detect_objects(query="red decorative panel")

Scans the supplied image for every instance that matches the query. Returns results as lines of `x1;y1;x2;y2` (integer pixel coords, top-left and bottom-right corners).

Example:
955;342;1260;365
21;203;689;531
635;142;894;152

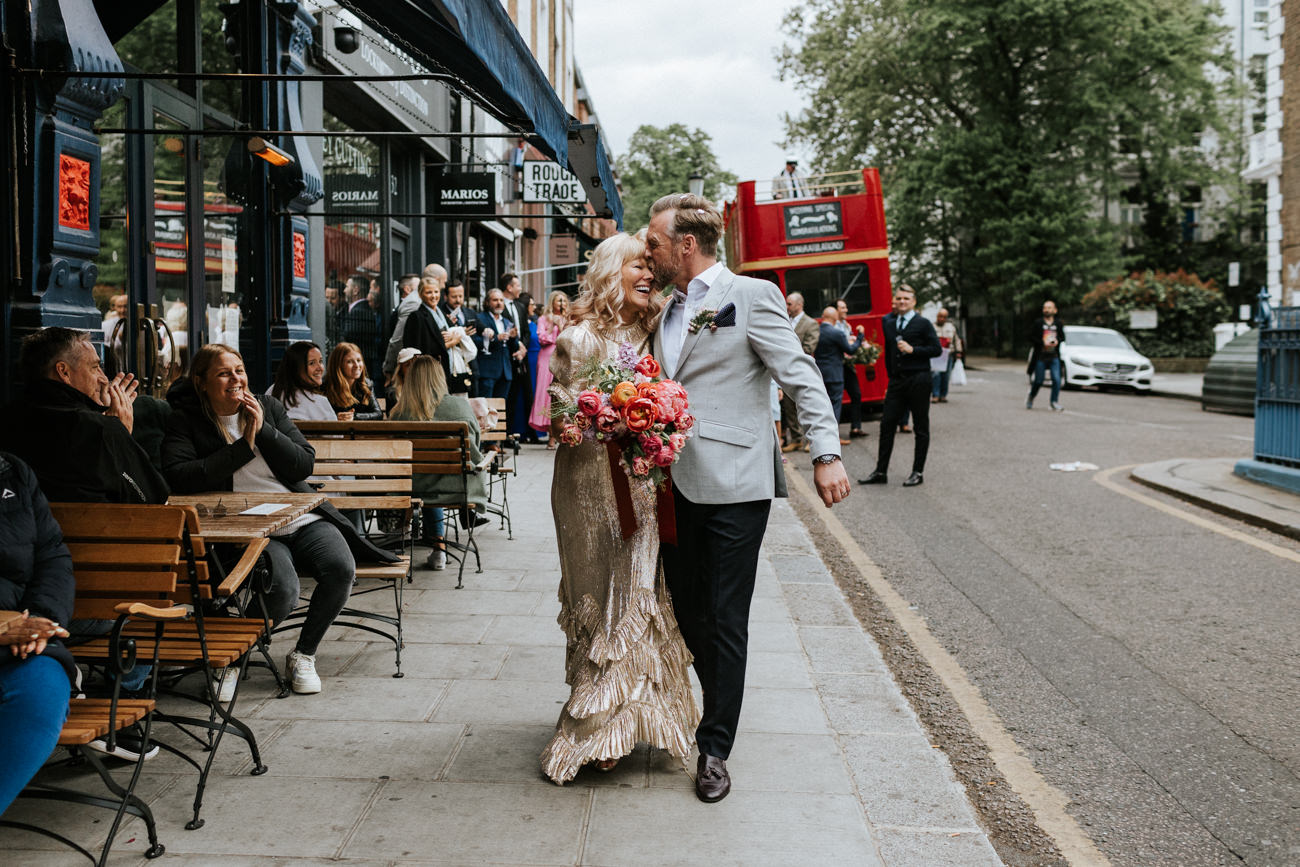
292;231;307;279
58;154;91;230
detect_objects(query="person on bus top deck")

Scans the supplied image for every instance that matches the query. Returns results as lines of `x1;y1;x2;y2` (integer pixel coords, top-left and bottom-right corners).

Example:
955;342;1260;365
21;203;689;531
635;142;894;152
771;159;811;200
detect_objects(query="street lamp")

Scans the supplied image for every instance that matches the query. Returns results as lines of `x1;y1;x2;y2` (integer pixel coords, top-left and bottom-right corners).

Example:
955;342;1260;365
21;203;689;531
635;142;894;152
688;170;704;197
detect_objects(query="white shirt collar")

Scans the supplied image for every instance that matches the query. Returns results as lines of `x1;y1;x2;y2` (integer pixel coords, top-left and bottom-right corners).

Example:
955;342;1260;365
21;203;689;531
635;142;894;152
683;262;725;302
791;311;806;325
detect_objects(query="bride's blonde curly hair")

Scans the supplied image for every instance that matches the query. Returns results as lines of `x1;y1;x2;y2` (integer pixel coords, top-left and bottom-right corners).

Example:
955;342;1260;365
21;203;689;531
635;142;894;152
568;231;664;335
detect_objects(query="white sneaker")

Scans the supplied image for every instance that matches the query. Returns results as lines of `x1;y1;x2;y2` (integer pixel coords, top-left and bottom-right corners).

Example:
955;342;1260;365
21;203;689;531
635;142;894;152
214;667;238;703
285;650;321;695
425;549;446;571
87;733;160;762
1051;402;1064;412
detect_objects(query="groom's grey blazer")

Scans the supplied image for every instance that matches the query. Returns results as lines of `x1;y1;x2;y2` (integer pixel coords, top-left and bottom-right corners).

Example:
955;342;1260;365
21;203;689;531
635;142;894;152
654;267;840;504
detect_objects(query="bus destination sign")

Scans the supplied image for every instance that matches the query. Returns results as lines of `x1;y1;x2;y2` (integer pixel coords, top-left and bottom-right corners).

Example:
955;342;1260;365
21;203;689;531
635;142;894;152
787;240;846;256
783;201;843;241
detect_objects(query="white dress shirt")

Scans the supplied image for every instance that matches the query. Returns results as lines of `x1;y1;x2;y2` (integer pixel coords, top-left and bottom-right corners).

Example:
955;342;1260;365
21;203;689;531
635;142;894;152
661;261;726;377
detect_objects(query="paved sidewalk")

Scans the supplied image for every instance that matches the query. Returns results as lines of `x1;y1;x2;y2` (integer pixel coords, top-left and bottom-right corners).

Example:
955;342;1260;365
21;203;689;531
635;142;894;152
1132;457;1300;540
2;448;1000;866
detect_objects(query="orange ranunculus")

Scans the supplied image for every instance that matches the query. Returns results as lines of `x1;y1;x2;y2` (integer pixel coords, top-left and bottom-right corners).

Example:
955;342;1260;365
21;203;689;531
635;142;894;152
636;381;660;401
622;396;657;432
634;355;661;378
610;380;639;408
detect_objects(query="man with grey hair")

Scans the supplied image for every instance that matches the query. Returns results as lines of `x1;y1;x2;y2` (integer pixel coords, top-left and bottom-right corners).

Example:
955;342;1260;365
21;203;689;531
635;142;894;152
647;192;850;803
472;287;518;399
383;272;430;380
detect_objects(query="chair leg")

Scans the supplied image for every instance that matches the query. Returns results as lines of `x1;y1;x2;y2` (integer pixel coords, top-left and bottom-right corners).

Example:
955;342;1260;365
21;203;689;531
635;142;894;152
81;730;166;861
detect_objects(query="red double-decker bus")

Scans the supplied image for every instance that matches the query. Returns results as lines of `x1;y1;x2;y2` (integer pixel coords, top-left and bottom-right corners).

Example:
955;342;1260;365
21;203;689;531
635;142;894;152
723;168;893;405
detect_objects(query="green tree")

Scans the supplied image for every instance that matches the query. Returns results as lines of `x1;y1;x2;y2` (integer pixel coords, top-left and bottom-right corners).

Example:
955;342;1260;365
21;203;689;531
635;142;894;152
615;124;737;232
779;0;1234;320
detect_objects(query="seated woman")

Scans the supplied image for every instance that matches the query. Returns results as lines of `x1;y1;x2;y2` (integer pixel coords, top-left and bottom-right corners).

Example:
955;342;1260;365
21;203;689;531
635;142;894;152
389;355;488;570
162;344;399;694
0;452;74;813
268;341;337;422
385;347;420;414
324;342;383;421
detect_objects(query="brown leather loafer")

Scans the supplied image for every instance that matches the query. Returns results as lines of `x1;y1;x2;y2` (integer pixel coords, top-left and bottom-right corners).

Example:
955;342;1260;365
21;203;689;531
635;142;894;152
695;754;731;803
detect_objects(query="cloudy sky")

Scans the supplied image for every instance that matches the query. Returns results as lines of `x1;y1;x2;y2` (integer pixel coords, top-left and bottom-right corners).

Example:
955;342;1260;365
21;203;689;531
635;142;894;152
572;0;811;186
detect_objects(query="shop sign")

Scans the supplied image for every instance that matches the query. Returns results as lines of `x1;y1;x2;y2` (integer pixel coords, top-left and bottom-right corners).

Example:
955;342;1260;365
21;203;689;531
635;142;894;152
522;161;586;204
434;172;496;218
325;173;380;214
319;7;448;136
783;201;842;240
549;235;578;266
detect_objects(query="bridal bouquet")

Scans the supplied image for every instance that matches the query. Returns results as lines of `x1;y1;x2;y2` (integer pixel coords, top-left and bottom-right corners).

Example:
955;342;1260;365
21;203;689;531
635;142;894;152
551;342;694;488
851;340;882;367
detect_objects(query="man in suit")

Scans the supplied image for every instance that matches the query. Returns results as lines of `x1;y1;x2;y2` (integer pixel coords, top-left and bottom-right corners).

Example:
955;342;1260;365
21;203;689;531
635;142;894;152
813;306;864;436
381;273;423;382
472;288;518;399
858;285;942;487
647;193;851;804
780;291;820;453
500;273;536;442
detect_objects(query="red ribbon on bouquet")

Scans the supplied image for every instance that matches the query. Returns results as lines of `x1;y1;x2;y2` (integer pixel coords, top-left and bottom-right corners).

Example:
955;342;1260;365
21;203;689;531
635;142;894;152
605;441;677;545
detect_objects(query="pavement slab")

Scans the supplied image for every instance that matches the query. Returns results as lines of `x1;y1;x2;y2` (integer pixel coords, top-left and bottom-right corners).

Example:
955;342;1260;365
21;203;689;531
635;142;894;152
0;446;998;866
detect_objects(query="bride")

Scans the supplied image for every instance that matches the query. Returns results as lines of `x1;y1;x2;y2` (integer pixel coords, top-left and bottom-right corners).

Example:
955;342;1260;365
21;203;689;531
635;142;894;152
540;232;700;784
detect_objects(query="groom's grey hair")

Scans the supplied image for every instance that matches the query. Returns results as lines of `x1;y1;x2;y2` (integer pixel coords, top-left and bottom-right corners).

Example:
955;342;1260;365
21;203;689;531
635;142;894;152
649;193;723;257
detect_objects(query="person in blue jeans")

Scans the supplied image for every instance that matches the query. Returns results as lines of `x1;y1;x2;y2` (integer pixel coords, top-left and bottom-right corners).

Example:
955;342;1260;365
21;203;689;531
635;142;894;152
0;452;75;814
1026;300;1066;411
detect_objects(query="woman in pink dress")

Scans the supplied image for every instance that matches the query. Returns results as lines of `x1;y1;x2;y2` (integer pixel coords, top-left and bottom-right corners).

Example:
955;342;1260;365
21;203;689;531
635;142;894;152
529;291;570;445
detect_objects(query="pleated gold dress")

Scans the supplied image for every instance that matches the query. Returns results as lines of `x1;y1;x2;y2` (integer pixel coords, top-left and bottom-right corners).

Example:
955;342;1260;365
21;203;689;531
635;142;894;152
540;321;700;784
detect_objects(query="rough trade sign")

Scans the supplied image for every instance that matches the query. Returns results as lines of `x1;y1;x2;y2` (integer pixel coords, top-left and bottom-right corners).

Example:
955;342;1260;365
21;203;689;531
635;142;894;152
434;172;496;218
522;161;587;204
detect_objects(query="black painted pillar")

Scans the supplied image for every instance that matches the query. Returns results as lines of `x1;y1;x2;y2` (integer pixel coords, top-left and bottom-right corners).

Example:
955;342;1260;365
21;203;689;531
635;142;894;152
7;0;124;385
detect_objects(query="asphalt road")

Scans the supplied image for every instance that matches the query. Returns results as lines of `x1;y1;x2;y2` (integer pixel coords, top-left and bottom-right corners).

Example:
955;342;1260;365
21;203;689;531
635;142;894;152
796;361;1299;866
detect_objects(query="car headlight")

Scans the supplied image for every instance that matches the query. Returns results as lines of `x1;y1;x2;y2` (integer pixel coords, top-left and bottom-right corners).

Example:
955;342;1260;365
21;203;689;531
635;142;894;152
1068;356;1092;368
1138;362;1152;371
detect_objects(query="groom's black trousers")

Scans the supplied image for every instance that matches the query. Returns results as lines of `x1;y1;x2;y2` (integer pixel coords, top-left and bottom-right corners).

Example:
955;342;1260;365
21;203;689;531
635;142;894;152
662;487;771;761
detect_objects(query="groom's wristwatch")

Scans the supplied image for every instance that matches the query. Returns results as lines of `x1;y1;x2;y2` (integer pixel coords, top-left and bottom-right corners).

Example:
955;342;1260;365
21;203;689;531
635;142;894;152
812;454;841;465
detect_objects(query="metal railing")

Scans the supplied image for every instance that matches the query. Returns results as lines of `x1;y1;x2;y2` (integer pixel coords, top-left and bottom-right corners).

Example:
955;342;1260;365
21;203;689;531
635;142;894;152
1254;306;1300;468
755;169;867;203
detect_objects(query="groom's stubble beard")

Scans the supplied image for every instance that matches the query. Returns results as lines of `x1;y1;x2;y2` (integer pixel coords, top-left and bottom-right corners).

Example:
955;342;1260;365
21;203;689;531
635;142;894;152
650;244;684;288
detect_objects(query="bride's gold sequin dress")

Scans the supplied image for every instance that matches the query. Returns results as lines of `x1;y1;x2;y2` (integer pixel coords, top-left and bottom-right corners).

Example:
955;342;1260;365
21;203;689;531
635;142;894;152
540;320;700;784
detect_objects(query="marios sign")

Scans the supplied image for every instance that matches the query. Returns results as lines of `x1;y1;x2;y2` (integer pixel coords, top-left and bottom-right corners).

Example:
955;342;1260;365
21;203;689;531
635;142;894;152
433;172;496;219
522;161;587;204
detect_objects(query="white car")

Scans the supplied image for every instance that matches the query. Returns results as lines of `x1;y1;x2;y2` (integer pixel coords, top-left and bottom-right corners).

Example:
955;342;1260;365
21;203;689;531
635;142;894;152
1057;326;1154;391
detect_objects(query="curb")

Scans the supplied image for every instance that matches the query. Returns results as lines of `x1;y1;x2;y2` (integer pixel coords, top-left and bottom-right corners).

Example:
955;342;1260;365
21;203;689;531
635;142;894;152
1130;459;1300;541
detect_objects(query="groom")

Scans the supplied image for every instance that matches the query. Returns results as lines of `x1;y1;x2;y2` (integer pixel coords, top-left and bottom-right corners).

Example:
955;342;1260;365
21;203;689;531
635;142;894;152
647;193;850;803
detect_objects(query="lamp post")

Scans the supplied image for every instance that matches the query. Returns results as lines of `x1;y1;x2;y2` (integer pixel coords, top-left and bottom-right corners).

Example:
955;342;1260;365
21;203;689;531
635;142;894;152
688;170;704;197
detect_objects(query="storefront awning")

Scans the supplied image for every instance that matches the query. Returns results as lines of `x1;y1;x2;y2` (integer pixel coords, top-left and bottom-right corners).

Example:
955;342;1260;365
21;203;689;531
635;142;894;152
339;0;622;226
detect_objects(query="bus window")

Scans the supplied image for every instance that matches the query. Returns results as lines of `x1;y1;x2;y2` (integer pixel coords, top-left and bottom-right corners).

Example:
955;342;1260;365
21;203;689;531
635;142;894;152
784;264;871;315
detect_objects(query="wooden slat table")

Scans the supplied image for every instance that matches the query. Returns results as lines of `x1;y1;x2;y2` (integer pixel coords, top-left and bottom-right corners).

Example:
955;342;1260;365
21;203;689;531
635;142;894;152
167;492;325;543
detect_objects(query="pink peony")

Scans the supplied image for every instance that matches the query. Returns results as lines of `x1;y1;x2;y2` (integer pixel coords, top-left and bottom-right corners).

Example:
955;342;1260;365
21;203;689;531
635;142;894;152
576;390;602;417
595;406;621;433
631;456;652;476
668;432;687;453
638;432;662;456
560;425;583;446
651;447;676;468
675;413;695;432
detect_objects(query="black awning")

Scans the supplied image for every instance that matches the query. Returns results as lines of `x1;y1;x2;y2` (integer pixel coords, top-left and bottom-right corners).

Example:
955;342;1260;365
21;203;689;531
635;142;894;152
338;0;569;166
339;0;622;226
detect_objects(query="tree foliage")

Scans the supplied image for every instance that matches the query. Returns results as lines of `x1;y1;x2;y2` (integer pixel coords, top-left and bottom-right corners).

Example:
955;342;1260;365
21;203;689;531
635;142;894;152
615;124;737;232
779;0;1235;317
1081;269;1229;357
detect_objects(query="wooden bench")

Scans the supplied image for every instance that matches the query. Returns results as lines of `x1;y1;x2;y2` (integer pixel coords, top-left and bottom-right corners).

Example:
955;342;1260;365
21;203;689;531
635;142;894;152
0;509;204;864
50;503;270;832
287;438;414;676
296;420;485;588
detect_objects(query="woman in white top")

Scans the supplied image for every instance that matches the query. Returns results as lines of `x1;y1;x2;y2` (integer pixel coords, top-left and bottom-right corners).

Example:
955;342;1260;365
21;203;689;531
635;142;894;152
268;341;337;422
162;344;399;694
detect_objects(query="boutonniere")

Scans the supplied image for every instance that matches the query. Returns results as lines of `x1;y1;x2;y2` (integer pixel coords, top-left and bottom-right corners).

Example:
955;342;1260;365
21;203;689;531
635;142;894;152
687;302;737;334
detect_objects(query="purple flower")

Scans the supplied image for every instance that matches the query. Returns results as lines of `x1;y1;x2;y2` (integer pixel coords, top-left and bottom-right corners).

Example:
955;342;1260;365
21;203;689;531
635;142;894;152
616;342;639;370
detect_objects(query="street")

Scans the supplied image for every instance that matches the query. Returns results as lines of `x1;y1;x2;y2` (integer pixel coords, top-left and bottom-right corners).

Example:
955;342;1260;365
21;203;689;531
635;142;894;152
792;360;1299;867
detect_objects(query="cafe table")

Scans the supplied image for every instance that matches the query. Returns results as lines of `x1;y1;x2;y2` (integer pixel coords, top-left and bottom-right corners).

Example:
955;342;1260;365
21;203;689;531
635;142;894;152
167;491;325;543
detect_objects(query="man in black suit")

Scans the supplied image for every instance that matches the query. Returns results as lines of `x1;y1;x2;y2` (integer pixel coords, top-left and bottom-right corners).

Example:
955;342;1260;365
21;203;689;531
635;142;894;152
859;285;942;487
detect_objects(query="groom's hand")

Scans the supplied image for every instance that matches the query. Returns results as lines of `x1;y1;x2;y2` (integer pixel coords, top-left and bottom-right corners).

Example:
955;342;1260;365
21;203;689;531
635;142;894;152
813;459;851;508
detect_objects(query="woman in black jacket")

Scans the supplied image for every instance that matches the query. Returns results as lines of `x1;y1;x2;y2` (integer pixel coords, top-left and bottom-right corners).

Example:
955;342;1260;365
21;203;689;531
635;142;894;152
162;344;398;695
0;452;75;812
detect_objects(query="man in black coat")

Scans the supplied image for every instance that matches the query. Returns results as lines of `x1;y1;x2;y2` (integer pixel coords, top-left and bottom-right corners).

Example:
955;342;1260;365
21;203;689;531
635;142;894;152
1;327;169;504
813;306;865;435
858;286;942;487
